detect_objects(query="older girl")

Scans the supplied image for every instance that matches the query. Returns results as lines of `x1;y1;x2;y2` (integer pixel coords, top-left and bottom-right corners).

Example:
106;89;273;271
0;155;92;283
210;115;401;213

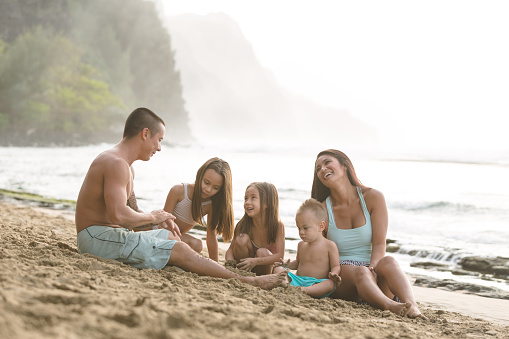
164;157;234;262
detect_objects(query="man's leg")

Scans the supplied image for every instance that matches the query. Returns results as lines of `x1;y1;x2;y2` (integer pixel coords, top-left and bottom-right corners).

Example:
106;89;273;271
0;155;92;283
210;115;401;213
167;242;286;290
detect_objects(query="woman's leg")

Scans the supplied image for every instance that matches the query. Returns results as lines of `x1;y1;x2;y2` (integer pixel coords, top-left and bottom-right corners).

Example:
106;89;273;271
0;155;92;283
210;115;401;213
180;233;203;253
374;256;426;319
334;265;411;316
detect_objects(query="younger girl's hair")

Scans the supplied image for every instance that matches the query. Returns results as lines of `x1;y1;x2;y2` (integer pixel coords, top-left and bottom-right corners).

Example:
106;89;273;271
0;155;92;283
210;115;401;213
311;149;366;202
234;182;280;244
192;157;234;242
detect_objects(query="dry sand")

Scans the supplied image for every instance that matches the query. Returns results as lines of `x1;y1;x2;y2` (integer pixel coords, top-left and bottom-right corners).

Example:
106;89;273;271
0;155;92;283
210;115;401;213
0;201;508;339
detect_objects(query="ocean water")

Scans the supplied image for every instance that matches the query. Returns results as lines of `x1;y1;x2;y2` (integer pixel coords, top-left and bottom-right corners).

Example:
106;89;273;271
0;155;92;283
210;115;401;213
1;144;508;291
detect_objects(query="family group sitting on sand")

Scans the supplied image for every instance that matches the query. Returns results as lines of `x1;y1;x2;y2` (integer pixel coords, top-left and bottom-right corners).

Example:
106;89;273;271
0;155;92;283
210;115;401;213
75;107;426;319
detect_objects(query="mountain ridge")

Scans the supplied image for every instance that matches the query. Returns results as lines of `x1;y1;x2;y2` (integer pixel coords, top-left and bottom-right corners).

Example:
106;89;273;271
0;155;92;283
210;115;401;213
165;12;378;146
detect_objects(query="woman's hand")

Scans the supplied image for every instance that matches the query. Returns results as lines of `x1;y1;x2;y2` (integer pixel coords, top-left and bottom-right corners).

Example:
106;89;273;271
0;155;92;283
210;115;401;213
369;266;378;281
237;257;258;271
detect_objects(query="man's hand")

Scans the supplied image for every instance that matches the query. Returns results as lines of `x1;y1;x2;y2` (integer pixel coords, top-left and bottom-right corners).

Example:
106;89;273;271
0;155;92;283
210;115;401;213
160;216;181;237
150;209;174;225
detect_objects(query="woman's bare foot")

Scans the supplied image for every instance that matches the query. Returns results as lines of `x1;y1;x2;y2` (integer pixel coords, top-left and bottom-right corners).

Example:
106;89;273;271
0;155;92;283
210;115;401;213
388;301;411;316
241;271;287;290
406;303;428;320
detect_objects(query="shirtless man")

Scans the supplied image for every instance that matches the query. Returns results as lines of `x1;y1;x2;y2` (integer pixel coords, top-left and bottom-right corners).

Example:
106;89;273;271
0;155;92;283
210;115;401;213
75;107;285;289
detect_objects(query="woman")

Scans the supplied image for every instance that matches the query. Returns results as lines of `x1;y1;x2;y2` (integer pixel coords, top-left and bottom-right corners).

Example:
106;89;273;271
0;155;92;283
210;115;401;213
311;149;425;319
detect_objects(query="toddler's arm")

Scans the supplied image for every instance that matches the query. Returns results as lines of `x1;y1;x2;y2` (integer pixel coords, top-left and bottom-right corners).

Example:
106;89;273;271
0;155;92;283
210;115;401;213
328;240;341;285
274;258;298;270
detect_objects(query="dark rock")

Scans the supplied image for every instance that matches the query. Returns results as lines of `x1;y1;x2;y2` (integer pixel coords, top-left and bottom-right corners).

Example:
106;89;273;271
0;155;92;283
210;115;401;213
386;243;401;253
451;269;477;276
492;265;509;278
412;275;509;300
459;256;509;275
410;261;450;269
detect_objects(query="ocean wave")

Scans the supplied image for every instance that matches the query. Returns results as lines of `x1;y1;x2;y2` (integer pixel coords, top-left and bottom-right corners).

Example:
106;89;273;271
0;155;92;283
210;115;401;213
389;200;508;214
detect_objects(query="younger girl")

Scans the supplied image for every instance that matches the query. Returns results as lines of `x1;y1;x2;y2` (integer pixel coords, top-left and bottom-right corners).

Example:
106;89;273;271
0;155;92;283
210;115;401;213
225;182;285;275
163;157;234;262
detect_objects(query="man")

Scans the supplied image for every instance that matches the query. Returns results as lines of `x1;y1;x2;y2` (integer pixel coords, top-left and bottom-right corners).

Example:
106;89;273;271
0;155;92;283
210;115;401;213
76;107;284;289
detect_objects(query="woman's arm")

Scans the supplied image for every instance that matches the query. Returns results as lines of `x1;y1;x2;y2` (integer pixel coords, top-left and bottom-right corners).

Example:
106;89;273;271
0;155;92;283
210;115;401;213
321;200;329;237
366;188;389;269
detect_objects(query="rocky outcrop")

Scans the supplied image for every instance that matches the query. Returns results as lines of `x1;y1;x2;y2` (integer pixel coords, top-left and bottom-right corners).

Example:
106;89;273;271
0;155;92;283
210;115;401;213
459;256;509;278
413;275;509;300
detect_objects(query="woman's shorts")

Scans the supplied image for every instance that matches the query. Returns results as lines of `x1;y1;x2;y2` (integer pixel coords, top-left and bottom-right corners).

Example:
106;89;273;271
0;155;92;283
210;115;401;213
77;226;176;270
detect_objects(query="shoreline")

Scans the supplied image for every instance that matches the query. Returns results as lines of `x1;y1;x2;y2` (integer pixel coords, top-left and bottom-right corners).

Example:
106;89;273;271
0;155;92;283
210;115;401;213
1;199;508;338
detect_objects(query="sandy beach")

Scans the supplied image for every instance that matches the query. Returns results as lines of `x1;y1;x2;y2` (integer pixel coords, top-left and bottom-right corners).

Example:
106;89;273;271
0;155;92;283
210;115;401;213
1;200;508;339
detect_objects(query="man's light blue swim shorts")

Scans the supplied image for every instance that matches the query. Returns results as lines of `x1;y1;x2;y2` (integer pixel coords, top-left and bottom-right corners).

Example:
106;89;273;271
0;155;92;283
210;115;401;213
288;271;335;299
77;226;176;270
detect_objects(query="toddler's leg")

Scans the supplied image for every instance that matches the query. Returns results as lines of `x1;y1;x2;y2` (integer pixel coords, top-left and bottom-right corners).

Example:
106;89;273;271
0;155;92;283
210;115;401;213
302;279;335;298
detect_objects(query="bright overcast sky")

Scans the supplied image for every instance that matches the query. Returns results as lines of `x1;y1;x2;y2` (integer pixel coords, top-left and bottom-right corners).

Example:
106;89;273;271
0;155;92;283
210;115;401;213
161;0;509;153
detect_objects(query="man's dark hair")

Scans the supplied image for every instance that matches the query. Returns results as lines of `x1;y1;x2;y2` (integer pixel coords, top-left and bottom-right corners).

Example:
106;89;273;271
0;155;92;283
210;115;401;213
123;107;165;139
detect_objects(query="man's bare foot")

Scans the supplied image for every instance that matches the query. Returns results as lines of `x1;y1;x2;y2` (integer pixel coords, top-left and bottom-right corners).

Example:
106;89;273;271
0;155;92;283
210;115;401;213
242;270;287;290
406;303;428;320
388;301;411;316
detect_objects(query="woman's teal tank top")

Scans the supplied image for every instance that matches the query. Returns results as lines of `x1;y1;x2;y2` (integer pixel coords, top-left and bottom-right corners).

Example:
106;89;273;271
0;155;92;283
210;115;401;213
325;186;372;262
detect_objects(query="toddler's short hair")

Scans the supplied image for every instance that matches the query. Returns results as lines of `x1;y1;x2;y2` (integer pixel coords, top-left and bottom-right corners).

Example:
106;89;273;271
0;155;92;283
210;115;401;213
297;198;327;223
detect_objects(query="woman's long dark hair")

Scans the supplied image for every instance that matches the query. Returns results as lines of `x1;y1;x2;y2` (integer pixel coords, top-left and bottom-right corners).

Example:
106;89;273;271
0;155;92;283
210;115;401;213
311;149;365;202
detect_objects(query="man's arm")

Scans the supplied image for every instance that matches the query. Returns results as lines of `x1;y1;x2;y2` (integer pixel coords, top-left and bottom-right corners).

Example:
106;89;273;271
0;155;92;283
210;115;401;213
127;191;140;212
103;158;171;228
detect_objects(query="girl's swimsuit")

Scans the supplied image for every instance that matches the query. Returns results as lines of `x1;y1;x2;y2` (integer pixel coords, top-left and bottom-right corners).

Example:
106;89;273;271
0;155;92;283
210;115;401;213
325;186;372;266
251;240;276;254
172;183;211;225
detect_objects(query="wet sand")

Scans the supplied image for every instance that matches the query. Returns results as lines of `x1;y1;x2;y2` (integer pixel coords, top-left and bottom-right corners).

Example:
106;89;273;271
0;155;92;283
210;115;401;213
1;200;508;339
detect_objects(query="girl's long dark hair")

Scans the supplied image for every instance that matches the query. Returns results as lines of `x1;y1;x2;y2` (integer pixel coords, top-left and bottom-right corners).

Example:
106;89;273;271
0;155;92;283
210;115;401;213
192;157;234;242
234;182;279;244
311;149;365;202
